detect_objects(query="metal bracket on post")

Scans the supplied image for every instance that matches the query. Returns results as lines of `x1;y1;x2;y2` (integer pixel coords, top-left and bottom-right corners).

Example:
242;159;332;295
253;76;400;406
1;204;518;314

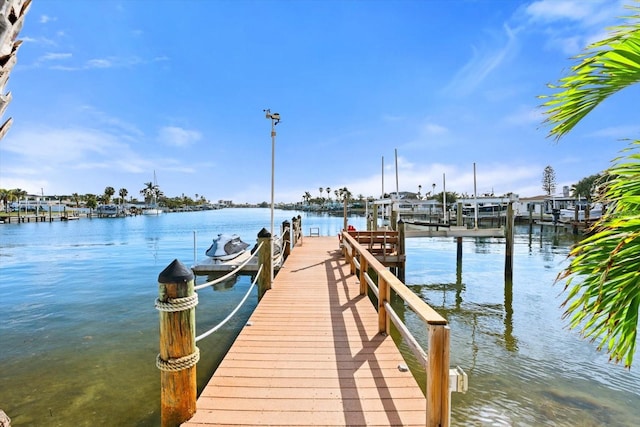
446;366;468;427
449;366;468;393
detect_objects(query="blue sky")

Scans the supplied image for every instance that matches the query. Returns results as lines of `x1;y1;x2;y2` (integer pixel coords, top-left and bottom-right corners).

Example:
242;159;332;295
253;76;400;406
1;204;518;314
1;0;638;204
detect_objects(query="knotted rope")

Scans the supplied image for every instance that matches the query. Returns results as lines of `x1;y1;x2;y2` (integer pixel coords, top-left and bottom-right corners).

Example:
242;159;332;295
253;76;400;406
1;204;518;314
156;347;200;372
154;294;199;312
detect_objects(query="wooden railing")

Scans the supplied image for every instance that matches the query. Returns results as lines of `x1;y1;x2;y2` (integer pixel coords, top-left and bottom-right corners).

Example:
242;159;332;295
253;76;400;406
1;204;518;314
342;230;453;427
346;230;398;257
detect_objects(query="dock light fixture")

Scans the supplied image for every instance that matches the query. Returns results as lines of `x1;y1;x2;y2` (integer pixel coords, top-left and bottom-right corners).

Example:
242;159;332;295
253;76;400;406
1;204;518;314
264;109;280;286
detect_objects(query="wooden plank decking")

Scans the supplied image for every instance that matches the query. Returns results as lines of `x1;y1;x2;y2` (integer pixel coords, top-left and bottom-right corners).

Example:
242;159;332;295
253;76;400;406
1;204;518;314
183;236;427;426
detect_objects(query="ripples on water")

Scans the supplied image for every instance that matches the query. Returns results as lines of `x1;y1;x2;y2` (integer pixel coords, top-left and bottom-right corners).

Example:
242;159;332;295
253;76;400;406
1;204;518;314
1;212;639;426
0;209;363;426
398;229;640;426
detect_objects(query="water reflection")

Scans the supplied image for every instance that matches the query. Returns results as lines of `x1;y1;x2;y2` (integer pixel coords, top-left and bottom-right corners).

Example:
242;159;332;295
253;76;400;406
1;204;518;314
407;260;518;355
204;274;241;292
397;227;640;426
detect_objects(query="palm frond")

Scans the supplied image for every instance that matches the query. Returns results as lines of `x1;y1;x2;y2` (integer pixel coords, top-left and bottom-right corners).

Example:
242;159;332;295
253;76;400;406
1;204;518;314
540;7;640;140
559;140;640;367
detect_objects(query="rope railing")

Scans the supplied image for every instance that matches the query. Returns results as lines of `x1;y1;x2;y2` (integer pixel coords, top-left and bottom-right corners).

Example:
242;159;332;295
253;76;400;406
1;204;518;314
193;241;264;291
272;228;288;266
195;263;263;342
157;222;294;426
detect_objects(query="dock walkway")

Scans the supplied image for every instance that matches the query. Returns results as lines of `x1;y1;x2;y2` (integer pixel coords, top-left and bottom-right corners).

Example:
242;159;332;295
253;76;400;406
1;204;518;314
184;236;427;426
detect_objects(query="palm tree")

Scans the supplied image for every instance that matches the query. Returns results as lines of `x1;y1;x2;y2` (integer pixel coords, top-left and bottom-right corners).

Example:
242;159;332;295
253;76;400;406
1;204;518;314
71;193;80;208
540;7;640;367
140;182;155;206
103;186;115;205
0;189;8;212
118;188;128;205
12;188;26;212
85;194;97;214
303;191;311;206
571;174;602;202
336;187;351;202
326;187;331;202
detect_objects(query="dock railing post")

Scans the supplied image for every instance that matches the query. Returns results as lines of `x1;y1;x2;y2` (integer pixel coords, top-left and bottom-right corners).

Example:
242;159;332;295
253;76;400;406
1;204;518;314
427;324;451;427
291;216;298;247
359;253;368;295
377;275;390;334
257;228;272;300
282;220;291;260
156;259;198;427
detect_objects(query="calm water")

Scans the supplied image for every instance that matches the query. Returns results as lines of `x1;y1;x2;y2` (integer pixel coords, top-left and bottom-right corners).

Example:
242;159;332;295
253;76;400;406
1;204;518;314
1;209;638;426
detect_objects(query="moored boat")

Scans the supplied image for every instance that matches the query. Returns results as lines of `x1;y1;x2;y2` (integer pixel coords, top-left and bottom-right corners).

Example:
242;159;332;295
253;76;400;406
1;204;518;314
559;202;603;223
142;207;163;215
192;231;284;275
205;233;251;262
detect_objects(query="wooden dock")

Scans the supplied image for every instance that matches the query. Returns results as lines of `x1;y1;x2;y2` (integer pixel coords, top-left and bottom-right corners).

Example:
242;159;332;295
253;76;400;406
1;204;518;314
183;236;428;426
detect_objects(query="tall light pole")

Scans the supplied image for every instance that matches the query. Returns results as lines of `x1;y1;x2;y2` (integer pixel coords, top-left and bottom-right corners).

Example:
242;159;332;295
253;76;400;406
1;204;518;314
264;109;280;286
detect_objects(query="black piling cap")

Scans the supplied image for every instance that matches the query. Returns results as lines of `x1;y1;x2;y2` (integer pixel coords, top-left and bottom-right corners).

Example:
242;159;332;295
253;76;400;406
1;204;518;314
158;259;194;283
398;219;404;224
257;227;271;238
283;220;290;226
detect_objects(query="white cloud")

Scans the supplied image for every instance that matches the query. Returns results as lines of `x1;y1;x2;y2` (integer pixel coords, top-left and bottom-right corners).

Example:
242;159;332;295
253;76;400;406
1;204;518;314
21;36;57;46
444;24;519;96
86;59;113;69
400;118;453;150
0;125;157;194
40;52;72;61
586;125;640;140
526;1;593;22
158;126;202;147
524;0;629;55
381;114;404;122
422;123;449;136
504;107;544;127
39;15;56;24
1;127;133;163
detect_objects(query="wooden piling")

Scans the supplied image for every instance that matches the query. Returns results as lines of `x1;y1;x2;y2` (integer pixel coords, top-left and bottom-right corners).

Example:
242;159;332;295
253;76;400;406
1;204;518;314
343;194;348;232
397;220;406;282
390;208;398;231
456;236;463;264
157;259;197;427
257;228;272;300
504;203;514;281
372;204;379;230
